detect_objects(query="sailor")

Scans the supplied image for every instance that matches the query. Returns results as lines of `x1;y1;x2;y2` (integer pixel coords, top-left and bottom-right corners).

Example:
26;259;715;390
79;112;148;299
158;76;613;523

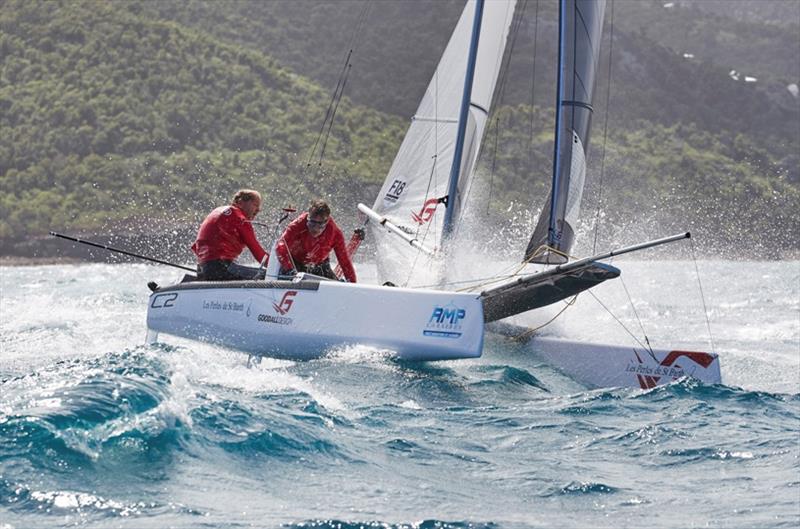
192;189;268;281
275;199;357;283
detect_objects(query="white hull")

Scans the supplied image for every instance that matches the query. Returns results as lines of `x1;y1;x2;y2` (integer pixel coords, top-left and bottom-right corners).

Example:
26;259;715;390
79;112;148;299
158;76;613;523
147;278;484;361
487;323;722;388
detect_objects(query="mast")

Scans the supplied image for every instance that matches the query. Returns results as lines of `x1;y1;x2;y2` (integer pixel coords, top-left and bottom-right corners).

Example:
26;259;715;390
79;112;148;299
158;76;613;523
548;0;567;247
525;0;607;264
442;0;485;238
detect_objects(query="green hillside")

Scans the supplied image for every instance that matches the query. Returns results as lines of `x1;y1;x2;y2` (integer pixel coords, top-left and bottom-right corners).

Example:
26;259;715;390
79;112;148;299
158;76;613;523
143;0;798;162
140;0;800;255
0;0;797;259
0;0;404;249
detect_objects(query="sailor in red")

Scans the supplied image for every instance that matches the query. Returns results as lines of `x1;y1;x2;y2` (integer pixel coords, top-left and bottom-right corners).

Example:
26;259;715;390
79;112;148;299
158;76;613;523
275;200;357;283
192;190;268;281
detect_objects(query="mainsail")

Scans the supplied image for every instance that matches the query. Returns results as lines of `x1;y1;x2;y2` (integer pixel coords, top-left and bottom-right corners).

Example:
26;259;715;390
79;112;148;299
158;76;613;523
526;0;606;264
371;0;516;285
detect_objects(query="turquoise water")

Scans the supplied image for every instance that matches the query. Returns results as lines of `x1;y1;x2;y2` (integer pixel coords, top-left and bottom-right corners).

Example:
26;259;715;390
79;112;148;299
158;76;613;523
1;262;798;528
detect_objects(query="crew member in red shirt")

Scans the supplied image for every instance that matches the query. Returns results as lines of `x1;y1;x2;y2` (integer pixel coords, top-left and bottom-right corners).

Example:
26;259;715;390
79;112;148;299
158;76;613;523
192;189;268;281
275;199;357;283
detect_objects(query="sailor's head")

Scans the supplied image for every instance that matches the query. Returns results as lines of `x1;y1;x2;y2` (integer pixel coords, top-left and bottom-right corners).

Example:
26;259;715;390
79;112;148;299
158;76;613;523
232;189;262;220
307;199;330;237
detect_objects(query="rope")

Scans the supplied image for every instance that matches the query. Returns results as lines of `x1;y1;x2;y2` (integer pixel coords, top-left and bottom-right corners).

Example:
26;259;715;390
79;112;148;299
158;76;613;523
402;243;572;292
689;237;716;354
513;295;578;341
592;0;614;254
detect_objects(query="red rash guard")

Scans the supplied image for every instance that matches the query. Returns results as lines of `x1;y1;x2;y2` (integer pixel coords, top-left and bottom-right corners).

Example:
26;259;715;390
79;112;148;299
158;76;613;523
192;205;267;265
276;212;357;283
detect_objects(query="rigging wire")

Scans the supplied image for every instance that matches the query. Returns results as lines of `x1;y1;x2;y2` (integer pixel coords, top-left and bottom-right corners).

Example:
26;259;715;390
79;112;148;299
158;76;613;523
689;236;717;354
402;51;443;287
305;49;352;170
317;63;352;170
586;289;651;352
404;155;440;287
619;272;655;356
528;0;539;170
303;2;372;175
478;0;531;218
591;0;615;254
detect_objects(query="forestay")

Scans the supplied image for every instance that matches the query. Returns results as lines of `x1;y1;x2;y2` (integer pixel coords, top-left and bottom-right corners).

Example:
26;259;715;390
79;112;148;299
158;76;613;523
371;0;517;285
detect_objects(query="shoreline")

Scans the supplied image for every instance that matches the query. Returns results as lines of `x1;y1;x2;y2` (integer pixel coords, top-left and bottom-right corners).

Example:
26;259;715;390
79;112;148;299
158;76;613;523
0;255;89;266
1;255;798;267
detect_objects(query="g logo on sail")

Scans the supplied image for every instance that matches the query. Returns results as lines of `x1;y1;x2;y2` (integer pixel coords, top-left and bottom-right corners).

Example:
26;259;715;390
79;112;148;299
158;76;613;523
411;198;439;225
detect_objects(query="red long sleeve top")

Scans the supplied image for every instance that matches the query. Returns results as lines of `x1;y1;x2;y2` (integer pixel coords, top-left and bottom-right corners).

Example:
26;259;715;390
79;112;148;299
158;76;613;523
191;205;267;265
275;212;357;283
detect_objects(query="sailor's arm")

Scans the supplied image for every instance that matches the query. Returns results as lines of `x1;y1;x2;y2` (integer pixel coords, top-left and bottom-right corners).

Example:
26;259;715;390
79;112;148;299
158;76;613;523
333;229;357;283
275;222;302;271
239;222;268;264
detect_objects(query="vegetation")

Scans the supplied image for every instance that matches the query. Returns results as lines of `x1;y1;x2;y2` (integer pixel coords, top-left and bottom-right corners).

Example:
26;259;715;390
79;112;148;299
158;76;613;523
0;0;404;251
476;106;798;258
0;0;797;258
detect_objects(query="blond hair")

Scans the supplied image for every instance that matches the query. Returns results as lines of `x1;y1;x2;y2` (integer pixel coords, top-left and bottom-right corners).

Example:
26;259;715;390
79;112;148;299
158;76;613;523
232;189;261;204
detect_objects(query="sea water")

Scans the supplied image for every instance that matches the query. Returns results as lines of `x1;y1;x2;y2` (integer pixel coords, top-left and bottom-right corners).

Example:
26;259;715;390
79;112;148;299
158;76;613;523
1;261;798;528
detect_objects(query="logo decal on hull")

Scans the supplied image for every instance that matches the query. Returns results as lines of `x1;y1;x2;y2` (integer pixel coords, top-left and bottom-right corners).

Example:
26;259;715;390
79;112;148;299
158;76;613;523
258;313;292;325
150;293;178;308
424;302;466;338
627;350;716;389
202;300;245;312
273;291;298;315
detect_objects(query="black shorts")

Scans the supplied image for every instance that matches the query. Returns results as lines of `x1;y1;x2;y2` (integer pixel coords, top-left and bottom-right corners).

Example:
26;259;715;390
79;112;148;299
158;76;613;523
279;259;337;280
197;260;265;281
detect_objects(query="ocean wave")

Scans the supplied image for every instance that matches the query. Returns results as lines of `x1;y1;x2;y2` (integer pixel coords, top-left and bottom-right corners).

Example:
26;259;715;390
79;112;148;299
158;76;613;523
633;377;800;402
0;348;191;467
0;479;204;520
286;521;500;529
660;446;757;465
470;365;549;392
541;481;620;496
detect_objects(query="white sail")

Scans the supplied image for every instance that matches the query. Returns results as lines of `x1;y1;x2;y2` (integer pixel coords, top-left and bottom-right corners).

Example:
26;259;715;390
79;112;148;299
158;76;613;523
371;0;516;286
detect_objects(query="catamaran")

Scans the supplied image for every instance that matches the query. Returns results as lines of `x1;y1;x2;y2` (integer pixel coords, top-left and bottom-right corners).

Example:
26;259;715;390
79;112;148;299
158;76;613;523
144;0;721;389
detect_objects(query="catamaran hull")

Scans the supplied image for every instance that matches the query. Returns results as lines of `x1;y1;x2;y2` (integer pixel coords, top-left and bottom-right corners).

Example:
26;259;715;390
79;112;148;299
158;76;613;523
533;337;722;389
487;323;722;388
146;279;484;361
